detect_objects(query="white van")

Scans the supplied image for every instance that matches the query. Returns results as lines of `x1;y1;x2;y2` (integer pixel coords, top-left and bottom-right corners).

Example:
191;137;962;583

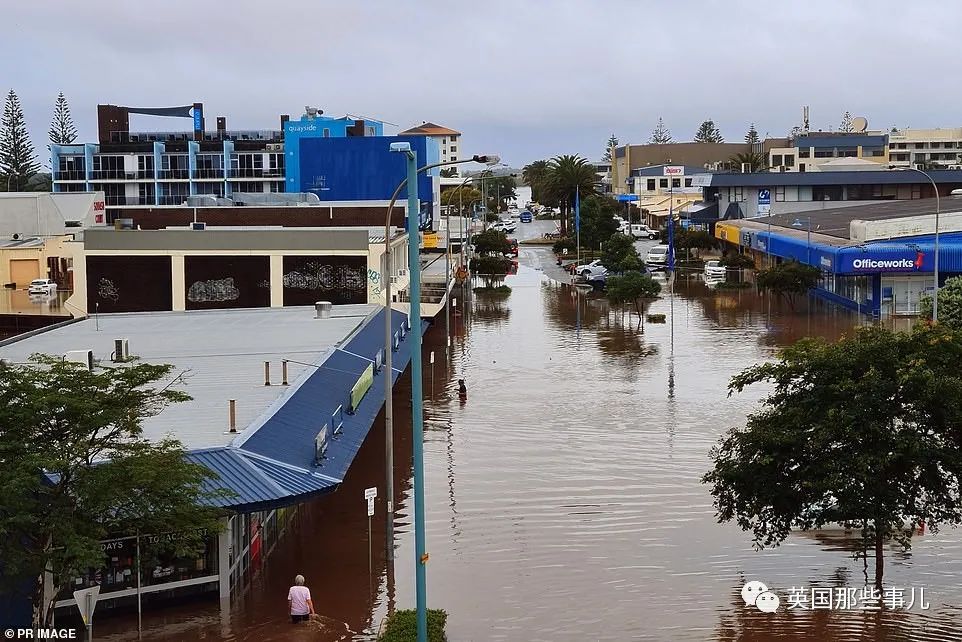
645;245;670;267
631;224;659;239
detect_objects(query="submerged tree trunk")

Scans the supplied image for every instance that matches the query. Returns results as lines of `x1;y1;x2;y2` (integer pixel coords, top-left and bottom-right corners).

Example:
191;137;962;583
874;521;884;593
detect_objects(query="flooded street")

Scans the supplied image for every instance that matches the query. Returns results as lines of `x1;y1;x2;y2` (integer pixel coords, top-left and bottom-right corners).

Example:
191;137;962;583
96;223;962;641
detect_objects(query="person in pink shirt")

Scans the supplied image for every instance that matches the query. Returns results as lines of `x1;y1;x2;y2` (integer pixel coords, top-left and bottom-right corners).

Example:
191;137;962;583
287;574;315;623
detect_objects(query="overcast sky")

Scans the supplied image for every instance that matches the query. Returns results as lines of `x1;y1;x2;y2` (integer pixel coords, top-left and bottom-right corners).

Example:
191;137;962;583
4;0;960;168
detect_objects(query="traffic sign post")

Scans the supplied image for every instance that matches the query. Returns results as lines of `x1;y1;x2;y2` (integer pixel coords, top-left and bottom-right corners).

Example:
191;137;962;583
73;585;100;641
757;189;771;215
365;487;377;593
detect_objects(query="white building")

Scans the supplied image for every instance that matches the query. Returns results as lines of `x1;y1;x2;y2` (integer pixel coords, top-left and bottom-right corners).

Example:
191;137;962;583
888;128;962;168
399;122;463;174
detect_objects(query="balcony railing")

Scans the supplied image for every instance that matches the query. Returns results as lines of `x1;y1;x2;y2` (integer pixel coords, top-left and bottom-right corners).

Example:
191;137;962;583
157;195;189;206
110;129;284;144
158;169;190;180
193;168;225;179
104;196;155;206
53;170;87;181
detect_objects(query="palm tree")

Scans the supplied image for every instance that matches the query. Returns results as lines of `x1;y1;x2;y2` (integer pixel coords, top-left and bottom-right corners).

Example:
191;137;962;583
545;154;599;236
522;160;549;203
728;151;766;173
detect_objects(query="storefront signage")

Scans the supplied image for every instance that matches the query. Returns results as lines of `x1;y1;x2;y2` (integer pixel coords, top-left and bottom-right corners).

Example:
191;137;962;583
664;166;685;176
349;364;375;413
844;251;924;273
757;189;771;215
820;256;833;269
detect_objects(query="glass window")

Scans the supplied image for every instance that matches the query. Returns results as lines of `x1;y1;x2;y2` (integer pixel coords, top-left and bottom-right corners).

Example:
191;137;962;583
931;142;941;149
799;148;810;158
450;155;457;161
915;142;925;149
784;154;795;167
734;187;744;201
684;178;692;187
775;186;785;201
450;146;457;152
659;178;668;188
772;154;783;166
799;163;806;172
672;178;681;188
647;179;656;191
898;143;907;149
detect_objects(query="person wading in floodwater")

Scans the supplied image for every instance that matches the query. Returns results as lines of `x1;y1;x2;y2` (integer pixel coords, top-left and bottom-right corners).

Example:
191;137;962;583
458;379;467;402
288;574;316;623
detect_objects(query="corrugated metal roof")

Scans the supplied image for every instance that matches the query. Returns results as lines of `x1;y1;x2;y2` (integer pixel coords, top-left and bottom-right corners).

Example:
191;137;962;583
186;448;285;508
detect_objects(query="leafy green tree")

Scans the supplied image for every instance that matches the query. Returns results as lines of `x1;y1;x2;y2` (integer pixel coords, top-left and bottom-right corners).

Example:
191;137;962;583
601;232;642;273
674;228;715;260
728;150;766;172
544;154;598;236
755;260;820;309
485;175;517;213
720;252;756;270
920;275;962;329
694;119;724;143
602;134;619;162
606;271;661;317
648;117;673;144
439;167;458;178
1;89;41;191
745;123;760;145
704;323;962;591
472;228;511;256
577;195;620;249
440;186;481;215
48;92;78;145
0;356;226;627
522;160;550;204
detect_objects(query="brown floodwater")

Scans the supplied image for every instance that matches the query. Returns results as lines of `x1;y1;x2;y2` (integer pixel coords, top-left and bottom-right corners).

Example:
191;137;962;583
93;238;962;641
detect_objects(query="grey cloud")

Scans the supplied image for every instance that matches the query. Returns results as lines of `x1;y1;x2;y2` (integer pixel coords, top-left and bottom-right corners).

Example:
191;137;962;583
3;0;960;166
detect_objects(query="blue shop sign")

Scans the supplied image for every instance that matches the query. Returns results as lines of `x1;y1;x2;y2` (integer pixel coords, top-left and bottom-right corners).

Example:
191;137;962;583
838;249;925;273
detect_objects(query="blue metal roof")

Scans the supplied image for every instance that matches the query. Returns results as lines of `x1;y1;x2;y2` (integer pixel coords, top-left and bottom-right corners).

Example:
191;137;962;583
185;307;427;512
705;169;962;188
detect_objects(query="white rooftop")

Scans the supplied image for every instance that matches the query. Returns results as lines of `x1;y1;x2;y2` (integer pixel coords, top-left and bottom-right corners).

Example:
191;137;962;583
0;305;378;450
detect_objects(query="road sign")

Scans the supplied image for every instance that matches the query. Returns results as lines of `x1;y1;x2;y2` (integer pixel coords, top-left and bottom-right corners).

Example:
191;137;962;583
364;486;377;500
367;497;375;516
616;194;639;202
74;585;100;625
430;351;435;364
663;166;685;176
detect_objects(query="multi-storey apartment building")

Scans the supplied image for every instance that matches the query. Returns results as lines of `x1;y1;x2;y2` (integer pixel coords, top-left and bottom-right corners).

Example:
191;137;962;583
399;122;462;174
51;103;383;217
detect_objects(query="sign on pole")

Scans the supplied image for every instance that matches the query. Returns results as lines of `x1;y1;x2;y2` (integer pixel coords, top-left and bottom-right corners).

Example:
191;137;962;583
367;497;375;517
74;585;100;625
757;189;772;215
364;487;378;500
663;166;685;177
430;351;435;364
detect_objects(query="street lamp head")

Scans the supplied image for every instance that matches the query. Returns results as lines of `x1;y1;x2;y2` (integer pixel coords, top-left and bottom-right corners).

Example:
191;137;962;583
473;154;501;166
389;142;412;153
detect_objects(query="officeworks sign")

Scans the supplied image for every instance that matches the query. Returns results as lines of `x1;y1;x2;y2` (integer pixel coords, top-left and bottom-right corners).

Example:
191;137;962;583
842;251;924;273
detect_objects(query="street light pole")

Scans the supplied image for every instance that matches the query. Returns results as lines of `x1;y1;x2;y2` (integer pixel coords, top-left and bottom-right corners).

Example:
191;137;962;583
890;165;940;322
382;149;499;642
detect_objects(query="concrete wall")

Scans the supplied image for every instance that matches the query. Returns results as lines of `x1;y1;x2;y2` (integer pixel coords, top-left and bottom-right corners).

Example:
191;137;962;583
0;192;108;238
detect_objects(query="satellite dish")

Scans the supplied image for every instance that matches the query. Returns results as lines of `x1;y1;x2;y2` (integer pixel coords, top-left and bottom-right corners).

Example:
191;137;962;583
852;116;868;132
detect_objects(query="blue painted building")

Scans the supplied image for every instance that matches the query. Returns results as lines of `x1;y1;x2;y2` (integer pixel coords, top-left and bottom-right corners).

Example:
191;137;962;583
292;135;441;230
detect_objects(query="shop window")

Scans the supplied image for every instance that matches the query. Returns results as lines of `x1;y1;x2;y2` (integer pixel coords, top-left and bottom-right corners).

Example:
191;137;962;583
775;186;785;202
647;179;656;191
684;178;692;187
672;178;681;188
659;179;668;189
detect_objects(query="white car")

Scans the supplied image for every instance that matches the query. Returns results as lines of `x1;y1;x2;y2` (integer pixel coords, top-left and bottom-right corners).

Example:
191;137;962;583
704;259;727;279
573;259;608;279
617;220;631;235
631;224;659;239
499;218;517;233
28;278;57;295
645;245;670;268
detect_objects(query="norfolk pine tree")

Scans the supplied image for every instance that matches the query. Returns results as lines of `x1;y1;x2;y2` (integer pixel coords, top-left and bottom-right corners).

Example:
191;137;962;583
694;119;724;143
648;118;673;144
1;89;41;191
48;92;78;145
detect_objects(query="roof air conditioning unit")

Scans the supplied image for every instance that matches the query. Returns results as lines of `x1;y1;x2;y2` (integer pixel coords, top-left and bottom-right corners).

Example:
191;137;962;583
191;222;207;231
64;350;94;371
112;338;130;362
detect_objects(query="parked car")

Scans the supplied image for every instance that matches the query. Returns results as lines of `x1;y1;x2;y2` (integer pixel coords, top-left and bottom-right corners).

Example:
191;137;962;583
645;245;670;268
507;238;519;257
573;259;608;279
520;211;533;223
27;278;57;295
617;220;631;235
499;217;518;233
631;223;659;239
704;259;727;279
